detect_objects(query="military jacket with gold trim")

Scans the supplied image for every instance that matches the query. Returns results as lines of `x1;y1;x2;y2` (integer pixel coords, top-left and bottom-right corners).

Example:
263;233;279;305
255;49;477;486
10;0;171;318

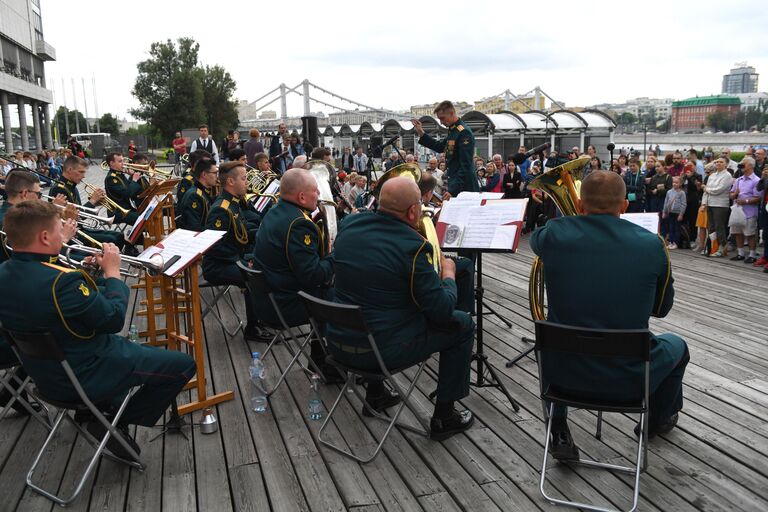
49;178;97;208
178;180;215;232
251;198;335;326
0;201;11;263
175;172;195;207
418;119;479;196
104;168;142;213
0;252;131;400
203;190;251;264
328;211;457;348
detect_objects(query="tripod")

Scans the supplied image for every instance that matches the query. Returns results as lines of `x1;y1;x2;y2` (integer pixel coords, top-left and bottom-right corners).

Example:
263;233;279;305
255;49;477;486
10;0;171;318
150;401;189;441
471;251;520;412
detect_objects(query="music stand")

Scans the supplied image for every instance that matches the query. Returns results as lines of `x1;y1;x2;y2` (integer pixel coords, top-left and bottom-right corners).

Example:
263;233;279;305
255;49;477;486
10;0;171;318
435;196;528;412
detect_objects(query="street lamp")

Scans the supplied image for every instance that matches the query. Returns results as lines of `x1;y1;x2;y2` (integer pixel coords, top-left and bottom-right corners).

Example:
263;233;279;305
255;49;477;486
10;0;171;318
643;122;648;160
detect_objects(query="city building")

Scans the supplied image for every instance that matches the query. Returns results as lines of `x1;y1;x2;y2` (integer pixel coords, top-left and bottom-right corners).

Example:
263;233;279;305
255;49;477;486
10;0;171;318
410;101;472;117
475;95;545;114
0;0;55;150
328;109;397;125
722;62;758;95
591;97;673;123
259;110;277;120
671;95;741;132
734;92;768;111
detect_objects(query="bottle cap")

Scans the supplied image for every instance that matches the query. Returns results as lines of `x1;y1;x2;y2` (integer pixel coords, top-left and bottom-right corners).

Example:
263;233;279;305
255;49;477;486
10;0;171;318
252;351;260;359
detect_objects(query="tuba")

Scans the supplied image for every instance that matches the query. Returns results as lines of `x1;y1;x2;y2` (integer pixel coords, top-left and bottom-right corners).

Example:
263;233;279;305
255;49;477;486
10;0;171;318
527;156;590;320
304;159;338;253
375;163;442;273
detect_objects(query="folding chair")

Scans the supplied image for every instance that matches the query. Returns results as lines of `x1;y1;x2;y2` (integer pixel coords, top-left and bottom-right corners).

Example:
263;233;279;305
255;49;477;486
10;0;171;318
298;291;430;464
237;261;321;395
0;361;52;428
534;320;651;512
5;330;145;507
199;278;244;337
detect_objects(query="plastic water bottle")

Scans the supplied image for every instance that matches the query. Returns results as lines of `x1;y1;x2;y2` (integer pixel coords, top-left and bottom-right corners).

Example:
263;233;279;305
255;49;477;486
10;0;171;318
249;352;268;413
128;325;140;344
307;374;323;420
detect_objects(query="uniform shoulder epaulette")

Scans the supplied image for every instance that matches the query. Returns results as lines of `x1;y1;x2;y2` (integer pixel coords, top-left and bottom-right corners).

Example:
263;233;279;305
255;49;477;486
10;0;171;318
185;174;194;181
196;188;203;197
110;172;118;177
220;199;231;210
40;261;76;273
456;124;465;132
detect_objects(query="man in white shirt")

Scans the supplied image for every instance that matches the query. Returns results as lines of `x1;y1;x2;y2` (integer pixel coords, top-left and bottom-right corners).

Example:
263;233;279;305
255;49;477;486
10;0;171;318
189;124;220;164
353;147;368;174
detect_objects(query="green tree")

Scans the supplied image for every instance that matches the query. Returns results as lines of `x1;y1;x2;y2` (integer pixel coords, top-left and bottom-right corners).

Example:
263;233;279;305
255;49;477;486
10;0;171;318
616;112;637;126
98;113;120;137
131;38;205;141
53;106;88;139
707;111;735;132
201;65;239;140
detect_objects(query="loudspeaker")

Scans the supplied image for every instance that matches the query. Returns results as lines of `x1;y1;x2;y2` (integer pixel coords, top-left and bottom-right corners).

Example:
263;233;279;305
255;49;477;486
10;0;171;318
370;136;383;158
301;116;319;148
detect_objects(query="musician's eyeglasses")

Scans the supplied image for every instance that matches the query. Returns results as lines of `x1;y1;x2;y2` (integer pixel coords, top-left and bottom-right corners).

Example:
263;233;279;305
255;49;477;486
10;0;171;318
397;199;423;212
25;190;43;198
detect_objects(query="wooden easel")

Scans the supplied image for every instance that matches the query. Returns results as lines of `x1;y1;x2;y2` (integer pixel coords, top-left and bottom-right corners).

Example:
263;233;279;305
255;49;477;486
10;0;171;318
133;190;233;415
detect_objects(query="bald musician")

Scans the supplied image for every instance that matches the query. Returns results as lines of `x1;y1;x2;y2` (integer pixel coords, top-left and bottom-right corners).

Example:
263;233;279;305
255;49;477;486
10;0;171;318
530;170;689;461
250;168;339;380
330;176;475;440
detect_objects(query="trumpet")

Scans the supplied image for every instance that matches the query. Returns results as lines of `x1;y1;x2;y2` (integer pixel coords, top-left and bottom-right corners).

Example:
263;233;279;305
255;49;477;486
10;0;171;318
101;160;174;179
54;202;115;228
58;251;139;278
64;244;165;277
82;182;131;218
42;194;102;215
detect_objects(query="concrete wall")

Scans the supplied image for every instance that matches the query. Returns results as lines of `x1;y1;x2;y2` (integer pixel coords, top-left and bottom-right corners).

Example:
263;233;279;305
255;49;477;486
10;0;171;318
0;0;33;51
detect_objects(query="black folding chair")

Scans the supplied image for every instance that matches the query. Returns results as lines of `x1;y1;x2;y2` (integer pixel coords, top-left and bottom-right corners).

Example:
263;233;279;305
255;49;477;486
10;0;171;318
298;291;430;464
534;320;651;512
5;330;145;507
0;327;51;428
199;278;244;337
237;261;322;395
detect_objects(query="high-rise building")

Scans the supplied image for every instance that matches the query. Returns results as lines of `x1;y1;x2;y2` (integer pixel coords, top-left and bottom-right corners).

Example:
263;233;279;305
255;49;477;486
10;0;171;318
0;0;55;150
722;62;758;94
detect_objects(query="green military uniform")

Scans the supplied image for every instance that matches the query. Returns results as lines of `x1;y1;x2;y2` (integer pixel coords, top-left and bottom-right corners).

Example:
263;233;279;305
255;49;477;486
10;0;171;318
49;178;125;249
202;190;257;328
530;214;689;429
0;252;195;426
251;198;334;327
175;172;195;209
328;211;474;403
104;169;141;225
177;181;215;232
419;119;478;196
0;202;11;263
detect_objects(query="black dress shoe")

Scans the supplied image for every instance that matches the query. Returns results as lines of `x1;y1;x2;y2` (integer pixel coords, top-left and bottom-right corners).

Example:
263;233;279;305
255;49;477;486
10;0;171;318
243;324;274;342
10;400;42;416
430;409;474;440
87;422;141;462
362;390;401;417
635;412;678;439
744;256;757;264
730;254;745;261
550;428;580;461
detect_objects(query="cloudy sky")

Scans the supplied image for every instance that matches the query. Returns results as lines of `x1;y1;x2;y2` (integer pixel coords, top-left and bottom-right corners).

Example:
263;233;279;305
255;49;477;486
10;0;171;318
41;0;768;122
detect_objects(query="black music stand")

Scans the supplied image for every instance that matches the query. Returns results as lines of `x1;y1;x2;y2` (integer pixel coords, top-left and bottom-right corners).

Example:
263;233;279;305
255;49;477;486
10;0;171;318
471;250;521;412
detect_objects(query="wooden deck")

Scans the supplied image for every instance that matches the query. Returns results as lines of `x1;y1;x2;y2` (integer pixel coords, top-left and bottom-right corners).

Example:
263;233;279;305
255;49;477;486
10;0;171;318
2;238;767;512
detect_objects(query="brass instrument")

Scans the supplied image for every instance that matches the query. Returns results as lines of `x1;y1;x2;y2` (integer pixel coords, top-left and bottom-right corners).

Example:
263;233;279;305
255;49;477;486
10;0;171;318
374;163;442;273
82;182;131;217
246;167;279;196
42;194;101;215
49;199;114;227
64;244;165;277
527;156;590;320
305;159;338;251
100;159;173;179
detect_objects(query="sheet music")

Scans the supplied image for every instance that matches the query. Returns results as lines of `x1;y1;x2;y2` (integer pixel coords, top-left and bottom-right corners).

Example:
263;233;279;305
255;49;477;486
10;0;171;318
139;229;225;277
620;212;659;234
127;196;161;240
438;198;528;250
254;181;280;213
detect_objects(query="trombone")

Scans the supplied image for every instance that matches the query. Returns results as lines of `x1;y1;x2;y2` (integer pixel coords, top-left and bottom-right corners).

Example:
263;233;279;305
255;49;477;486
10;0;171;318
64;244;165;277
82;182;131;217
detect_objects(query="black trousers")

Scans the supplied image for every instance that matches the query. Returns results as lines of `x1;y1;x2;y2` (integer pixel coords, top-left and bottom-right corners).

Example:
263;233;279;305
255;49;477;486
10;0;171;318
202;260;256;327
